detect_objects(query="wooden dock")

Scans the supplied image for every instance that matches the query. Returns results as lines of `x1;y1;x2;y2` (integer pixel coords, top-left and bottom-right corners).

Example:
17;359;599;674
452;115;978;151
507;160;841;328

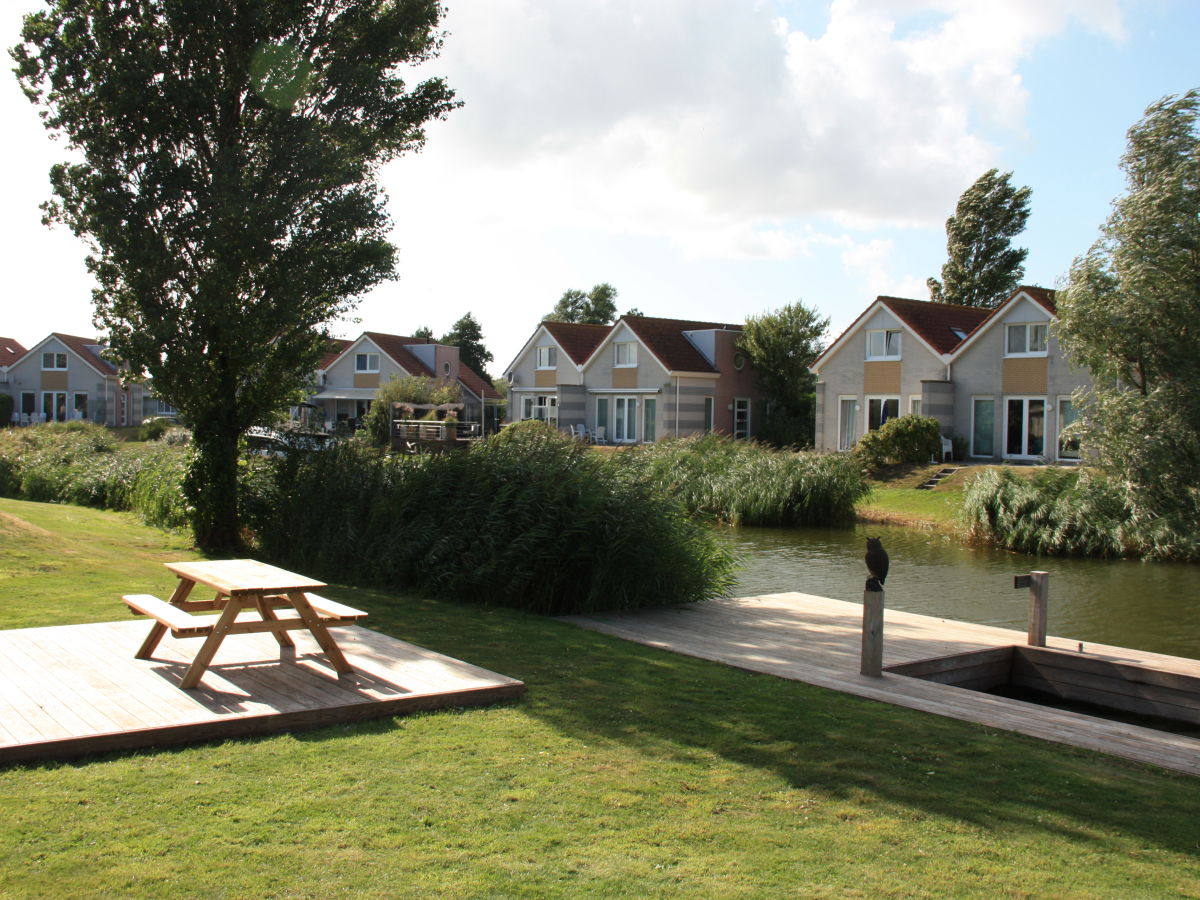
564;592;1200;776
0;620;523;765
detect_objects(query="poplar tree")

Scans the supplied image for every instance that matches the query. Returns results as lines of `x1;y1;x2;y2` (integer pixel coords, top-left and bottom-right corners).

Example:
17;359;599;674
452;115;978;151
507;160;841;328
1057;89;1200;530
13;0;459;549
442;312;493;379
928;169;1032;308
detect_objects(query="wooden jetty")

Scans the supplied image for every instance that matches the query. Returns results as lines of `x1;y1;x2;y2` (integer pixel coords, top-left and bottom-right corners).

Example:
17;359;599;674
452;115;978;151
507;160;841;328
0;620;523;765
564;592;1200;776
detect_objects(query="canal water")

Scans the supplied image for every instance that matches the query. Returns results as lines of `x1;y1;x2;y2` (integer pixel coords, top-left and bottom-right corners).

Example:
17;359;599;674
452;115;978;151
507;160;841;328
726;523;1200;660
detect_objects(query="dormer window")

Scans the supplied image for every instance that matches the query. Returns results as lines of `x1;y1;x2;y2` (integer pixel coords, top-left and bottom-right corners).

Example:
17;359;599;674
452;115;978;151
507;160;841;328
614;342;637;367
866;330;901;361
535;346;557;369
1005;323;1048;357
355;352;380;372
42;352;68;370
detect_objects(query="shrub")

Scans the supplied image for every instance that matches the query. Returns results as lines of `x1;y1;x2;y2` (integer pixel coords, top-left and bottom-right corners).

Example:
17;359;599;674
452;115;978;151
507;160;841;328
243;421;735;614
616;433;868;526
854;415;942;471
360;375;463;446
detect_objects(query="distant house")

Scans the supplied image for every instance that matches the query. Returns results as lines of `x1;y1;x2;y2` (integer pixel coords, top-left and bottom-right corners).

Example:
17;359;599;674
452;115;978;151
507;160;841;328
503;315;761;443
810;287;1092;461
1;333;156;426
307;331;502;431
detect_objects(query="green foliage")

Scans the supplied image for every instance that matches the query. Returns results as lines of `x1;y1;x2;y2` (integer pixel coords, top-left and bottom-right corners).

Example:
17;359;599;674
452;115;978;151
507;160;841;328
360;375;462;446
961;466;1200;561
544;283;619;324
1057;89;1200;531
138;419;171;442
928;168;1032;308
242;421;735;614
737;301;829;448
441;311;493;380
616;433;869;526
13;1;460;550
854;415;942;472
0;423;190;529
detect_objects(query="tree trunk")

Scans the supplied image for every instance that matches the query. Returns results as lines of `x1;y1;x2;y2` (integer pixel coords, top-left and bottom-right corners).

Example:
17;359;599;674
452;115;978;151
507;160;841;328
186;411;243;552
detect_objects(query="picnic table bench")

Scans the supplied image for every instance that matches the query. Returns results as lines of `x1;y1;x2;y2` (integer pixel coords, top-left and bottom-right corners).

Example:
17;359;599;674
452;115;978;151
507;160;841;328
123;559;367;690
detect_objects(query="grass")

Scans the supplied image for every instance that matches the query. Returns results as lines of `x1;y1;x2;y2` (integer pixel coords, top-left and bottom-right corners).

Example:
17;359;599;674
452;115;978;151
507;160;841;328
2;499;1200;897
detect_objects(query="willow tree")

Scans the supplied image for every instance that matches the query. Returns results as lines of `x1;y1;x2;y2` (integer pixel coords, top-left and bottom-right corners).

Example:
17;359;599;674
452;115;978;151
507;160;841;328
1057;89;1200;530
13;0;459;549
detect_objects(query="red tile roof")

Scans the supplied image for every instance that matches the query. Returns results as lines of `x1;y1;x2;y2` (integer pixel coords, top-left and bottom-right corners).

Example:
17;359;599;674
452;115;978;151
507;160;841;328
53;333;117;375
0;338;26;367
620;315;742;373
457;365;501;401
330;331;499;400
956;285;1059;346
877;297;990;355
541;322;610;365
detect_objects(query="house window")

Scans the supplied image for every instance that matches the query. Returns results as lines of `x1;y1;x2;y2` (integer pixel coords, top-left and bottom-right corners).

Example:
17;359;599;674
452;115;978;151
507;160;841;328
530;395;557;427
971;397;995;457
20;392;36;416
72;392;89;421
614;342;637;367
42;352;68;370
643;398;657;443
535;346;557;369
1058;397;1081;460
865;396;899;431
596;397;609;441
613;396;638;442
909;396;922;416
838;397;857;451
733;398;751;439
703;397;714;433
42;391;68;422
866;330;901;360
355;352;380;373
443;361;451;376
1005;323;1049;357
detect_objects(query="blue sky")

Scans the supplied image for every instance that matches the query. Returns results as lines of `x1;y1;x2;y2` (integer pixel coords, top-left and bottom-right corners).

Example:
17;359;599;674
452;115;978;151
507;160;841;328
2;0;1197;375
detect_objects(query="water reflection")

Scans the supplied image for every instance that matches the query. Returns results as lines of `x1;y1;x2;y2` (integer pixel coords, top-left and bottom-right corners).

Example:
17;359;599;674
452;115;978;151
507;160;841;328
726;523;1200;659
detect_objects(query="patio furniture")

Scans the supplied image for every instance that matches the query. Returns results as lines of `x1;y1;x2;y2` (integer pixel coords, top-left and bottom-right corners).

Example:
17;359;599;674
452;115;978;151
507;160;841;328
124;559;366;689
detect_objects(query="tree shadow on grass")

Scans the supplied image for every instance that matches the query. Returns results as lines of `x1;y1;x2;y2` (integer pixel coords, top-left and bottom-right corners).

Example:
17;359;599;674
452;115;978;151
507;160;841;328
344;586;1200;860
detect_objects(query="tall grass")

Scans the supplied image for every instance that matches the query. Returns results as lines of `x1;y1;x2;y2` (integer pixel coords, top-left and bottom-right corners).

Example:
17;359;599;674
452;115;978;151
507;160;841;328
243;423;736;614
0;423;190;529
616;433;869;526
961;466;1200;562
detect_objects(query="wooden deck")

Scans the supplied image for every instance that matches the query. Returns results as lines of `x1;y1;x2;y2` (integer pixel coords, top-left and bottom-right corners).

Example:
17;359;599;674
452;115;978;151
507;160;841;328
0;620;523;765
564;592;1200;776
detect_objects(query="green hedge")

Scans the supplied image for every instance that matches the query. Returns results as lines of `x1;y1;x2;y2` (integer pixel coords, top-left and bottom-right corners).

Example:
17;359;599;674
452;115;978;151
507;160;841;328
854;414;941;471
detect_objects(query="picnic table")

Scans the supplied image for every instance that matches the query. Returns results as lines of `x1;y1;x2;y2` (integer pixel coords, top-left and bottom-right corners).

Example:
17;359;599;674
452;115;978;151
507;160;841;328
123;559;367;689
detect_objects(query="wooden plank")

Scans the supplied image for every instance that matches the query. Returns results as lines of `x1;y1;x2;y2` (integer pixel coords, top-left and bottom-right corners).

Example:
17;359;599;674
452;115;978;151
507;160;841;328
124;594;212;636
885;646;1014;678
1018;646;1200;693
165;559;325;597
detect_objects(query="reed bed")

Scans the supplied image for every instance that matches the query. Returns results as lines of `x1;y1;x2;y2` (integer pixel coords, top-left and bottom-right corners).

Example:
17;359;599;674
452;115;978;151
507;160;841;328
616;433;868;526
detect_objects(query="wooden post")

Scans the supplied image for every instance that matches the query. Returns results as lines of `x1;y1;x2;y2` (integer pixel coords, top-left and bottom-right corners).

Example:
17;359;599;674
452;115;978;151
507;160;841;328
861;588;884;677
1027;571;1049;647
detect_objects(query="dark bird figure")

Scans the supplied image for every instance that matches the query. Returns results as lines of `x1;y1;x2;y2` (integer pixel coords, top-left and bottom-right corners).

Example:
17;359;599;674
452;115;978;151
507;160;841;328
865;537;889;592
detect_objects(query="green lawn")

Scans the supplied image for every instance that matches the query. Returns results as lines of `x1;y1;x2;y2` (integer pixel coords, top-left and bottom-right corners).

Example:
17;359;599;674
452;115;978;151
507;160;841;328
2;498;1199;898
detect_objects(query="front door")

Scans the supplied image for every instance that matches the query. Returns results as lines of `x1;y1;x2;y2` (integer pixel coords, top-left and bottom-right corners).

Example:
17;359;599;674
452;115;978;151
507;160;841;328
1005;397;1045;459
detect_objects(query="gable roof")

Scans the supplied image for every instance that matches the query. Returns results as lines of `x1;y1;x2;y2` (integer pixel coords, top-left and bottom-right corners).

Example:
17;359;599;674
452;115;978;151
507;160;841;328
877;297;991;355
618;316;741;374
13;333;119;377
949;286;1059;358
320;338;353;369
540;321;610;365
0;338;26;368
325;331;498;400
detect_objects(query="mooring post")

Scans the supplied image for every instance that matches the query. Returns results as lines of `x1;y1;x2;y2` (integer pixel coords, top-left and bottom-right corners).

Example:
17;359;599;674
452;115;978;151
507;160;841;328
861;588;884;677
1014;571;1049;647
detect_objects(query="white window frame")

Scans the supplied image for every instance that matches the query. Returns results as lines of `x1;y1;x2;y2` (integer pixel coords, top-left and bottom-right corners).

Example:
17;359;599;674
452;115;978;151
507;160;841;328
1004;322;1049;358
613;395;638;442
614;342;637;367
529;394;557;427
909;395;922;416
865;329;901;361
1003;395;1048;460
864;395;900;432
72;392;89;421
535;346;557;369
355;352;380;373
42;351;68;371
42;390;68;423
703;397;714;433
733;397;751;439
837;395;858;451
971;396;995;458
1057;396;1081;461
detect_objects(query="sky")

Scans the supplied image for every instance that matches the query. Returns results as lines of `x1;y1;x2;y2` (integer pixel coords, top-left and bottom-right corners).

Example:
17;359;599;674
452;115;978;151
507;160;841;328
1;0;1197;377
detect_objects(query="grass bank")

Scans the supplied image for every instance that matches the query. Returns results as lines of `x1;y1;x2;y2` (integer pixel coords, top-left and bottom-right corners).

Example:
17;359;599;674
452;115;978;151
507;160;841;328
2;497;1199;898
